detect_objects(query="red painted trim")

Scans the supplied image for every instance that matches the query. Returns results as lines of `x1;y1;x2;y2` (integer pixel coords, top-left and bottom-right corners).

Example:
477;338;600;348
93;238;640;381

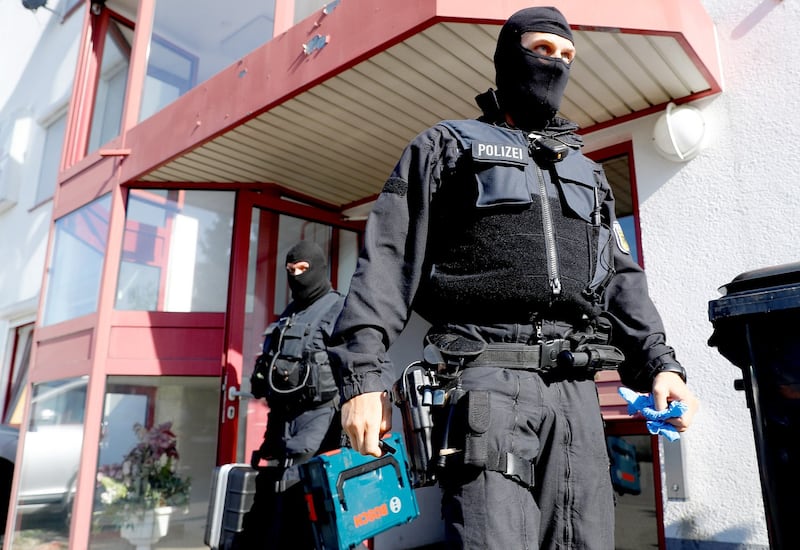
435;0;722;95
119;0;155;137
250;192;364;232
31;314;97;383
273;0;295;36
62;4;107;169
97;148;131;156
110;310;226;327
586;141;645;269
112;0;719;188
217;192;252;464
579;92;719;135
68;182;127;549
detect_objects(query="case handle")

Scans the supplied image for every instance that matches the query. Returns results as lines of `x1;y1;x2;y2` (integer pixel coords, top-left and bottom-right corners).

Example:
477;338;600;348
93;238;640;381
336;453;403;510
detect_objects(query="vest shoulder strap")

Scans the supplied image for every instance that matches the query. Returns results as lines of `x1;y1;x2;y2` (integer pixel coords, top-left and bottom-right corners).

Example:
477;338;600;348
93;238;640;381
306;290;344;339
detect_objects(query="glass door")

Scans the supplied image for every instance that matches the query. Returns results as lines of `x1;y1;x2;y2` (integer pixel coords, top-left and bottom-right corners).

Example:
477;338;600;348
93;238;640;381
218;193;361;465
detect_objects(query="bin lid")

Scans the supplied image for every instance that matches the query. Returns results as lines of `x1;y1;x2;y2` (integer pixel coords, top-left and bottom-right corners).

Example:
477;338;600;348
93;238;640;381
709;262;800;321
719;261;800;295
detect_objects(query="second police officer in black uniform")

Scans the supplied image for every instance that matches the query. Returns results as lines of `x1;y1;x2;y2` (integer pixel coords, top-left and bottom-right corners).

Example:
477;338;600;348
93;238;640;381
237;241;344;549
328;6;699;550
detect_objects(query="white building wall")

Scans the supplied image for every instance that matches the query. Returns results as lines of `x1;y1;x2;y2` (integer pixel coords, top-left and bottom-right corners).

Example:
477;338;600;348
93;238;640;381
0;1;81;411
585;1;799;547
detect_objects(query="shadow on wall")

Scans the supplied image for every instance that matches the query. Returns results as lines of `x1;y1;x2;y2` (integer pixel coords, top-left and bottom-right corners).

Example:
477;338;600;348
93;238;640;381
665;521;768;550
731;0;782;40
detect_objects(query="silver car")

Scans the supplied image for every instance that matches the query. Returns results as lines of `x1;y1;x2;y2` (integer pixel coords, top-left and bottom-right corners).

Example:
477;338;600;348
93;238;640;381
0;377;87;535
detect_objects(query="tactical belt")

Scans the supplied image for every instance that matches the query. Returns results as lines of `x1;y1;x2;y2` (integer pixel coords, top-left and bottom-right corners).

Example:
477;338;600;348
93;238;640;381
466;341;570;371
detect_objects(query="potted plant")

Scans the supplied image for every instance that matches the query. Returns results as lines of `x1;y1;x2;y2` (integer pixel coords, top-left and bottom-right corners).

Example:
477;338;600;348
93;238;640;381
95;421;191;547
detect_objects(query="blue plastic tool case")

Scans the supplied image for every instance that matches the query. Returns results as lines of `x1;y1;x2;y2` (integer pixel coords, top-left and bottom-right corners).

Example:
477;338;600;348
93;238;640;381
299;432;420;549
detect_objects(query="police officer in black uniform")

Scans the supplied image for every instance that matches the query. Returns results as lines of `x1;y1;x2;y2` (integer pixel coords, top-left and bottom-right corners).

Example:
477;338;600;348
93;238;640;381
328;6;698;550
236;241;344;549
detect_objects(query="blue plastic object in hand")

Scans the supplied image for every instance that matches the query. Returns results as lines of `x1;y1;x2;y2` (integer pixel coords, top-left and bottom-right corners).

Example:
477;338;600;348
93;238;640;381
618;387;688;441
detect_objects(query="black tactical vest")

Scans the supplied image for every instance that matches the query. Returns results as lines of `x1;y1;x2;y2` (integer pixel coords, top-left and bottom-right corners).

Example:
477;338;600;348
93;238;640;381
414;120;614;325
250;290;343;407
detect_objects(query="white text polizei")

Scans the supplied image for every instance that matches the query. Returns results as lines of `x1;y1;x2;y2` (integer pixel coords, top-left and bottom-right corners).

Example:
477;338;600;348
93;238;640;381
474;143;526;162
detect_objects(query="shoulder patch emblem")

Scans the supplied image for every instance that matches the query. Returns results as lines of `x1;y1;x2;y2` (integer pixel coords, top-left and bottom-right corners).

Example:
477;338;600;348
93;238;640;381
612;221;631;255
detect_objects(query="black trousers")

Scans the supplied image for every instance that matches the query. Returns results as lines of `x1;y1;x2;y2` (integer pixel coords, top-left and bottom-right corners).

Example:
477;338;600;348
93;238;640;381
439;366;615;550
233;404;341;550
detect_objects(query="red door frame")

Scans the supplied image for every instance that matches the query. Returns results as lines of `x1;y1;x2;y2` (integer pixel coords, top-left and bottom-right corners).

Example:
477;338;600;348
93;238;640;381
588;141;664;549
218;189;363;465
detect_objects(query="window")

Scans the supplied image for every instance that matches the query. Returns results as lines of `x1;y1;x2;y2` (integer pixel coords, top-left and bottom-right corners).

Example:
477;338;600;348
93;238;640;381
10;377;88;546
2;323;33;426
139;34;197;122
42;194;112;325
591;145;642;266
87;18;132;154
90;375;218;548
35;111;67;205
0;121;11;211
136;0;276;123
115;189;235;312
0;114;34;213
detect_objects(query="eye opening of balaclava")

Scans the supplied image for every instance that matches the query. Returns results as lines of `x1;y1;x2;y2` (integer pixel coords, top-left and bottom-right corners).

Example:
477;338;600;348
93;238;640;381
493;6;574;131
285;241;331;308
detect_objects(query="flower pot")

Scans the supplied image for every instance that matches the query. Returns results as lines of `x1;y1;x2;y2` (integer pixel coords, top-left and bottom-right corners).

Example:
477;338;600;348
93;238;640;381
120;506;172;550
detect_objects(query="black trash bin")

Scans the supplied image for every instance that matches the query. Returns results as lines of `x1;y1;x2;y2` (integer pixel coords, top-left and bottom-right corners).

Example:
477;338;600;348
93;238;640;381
708;261;800;550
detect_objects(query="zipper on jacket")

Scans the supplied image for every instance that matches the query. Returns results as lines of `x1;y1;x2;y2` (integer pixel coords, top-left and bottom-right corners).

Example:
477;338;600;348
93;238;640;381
536;166;561;296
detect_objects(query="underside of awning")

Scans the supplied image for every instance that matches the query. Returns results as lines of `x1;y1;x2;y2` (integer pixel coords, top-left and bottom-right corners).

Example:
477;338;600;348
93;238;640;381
129;0;721;213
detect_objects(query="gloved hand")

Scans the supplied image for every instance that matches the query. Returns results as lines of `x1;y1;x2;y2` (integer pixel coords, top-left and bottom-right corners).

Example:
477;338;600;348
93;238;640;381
618;387;689;442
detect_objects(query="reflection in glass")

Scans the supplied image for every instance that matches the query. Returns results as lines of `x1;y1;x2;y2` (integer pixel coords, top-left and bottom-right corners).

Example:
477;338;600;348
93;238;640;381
11;377;88;548
238;210;359;464
600;154;640;265
607;434;659;550
43;194;111;325
139;0;276;122
87;18;132;154
90;376;218;549
115;189;235;312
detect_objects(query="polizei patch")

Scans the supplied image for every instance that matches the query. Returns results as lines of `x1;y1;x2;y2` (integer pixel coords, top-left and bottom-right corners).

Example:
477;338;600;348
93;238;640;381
472;142;527;165
612;220;631;255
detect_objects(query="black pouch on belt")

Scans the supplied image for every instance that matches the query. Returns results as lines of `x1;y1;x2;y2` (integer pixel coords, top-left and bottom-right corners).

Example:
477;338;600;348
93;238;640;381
463;390;490;468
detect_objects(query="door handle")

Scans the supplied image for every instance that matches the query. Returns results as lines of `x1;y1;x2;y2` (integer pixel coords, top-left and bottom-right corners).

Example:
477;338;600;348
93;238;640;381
228;386;254;400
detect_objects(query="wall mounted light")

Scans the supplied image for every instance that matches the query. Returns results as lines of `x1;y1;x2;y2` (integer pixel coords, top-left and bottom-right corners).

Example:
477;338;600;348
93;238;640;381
652;102;707;162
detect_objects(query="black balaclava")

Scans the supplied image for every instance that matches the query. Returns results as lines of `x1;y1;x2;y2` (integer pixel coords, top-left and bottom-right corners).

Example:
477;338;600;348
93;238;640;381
286;241;331;308
494;6;574;131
